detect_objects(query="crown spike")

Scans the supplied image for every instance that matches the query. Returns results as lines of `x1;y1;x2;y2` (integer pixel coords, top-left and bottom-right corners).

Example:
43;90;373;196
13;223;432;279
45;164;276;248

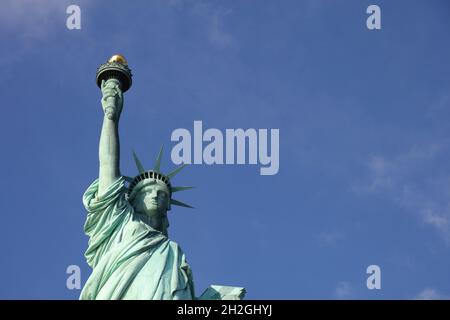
154;145;163;172
167;164;187;179
171;186;195;193
132;150;146;174
170;199;194;208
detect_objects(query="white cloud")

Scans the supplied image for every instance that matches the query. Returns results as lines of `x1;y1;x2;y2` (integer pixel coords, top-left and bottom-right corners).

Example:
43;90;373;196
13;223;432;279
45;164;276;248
422;206;450;241
317;230;344;247
189;2;237;49
334;281;354;299
352;140;450;244
366;156;394;192
415;288;448;300
208;9;234;48
0;1;70;69
0;0;66;38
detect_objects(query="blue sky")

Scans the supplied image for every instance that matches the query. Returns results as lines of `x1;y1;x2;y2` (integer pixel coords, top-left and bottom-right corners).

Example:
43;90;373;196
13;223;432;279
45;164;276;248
1;0;450;299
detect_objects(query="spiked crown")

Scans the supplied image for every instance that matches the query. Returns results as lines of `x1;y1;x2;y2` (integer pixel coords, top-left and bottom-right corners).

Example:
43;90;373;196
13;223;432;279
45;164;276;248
125;146;193;209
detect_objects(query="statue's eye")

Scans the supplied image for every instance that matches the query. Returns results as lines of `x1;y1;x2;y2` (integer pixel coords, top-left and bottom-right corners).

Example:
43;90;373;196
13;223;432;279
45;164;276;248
158;191;167;198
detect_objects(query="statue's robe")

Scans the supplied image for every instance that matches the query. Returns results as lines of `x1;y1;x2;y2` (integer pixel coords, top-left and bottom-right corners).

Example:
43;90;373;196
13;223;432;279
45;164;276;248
80;177;195;300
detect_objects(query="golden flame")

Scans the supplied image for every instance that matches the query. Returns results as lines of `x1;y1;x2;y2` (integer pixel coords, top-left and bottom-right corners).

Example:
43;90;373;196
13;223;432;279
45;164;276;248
108;54;128;66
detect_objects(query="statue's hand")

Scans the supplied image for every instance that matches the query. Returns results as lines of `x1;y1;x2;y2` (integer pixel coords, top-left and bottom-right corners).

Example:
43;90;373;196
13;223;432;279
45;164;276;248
101;79;123;121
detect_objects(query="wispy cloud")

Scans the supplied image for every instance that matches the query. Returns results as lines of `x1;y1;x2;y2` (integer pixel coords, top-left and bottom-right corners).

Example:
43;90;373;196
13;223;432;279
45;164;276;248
0;0;70;70
187;1;237;49
352;140;450;243
0;0;68;39
317;230;344;247
365;156;394;191
415;288;449;300
334;281;354;299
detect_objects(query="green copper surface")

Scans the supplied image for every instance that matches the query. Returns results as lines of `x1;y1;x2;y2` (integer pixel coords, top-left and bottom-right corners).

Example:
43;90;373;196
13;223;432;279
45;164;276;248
81;56;245;300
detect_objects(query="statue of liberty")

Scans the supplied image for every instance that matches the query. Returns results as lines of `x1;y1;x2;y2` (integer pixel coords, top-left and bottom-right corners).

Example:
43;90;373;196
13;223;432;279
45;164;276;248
80;55;245;300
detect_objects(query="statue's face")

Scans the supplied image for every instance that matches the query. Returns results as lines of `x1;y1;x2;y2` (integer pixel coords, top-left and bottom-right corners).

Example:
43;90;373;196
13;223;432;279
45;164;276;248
131;180;170;217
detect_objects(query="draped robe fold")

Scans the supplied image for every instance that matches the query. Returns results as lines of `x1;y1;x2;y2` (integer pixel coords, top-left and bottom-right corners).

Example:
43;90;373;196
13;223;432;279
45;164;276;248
80;176;195;300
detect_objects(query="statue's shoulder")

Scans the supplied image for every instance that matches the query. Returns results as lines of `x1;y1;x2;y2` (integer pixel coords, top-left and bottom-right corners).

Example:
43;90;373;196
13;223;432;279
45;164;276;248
167;238;188;255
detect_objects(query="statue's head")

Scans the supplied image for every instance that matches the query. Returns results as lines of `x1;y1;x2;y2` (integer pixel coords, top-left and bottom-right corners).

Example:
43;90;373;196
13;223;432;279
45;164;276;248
126;147;193;235
130;179;170;217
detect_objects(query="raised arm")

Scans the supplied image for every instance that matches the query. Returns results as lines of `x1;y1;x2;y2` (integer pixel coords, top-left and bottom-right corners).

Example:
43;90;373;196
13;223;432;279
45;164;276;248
98;79;123;197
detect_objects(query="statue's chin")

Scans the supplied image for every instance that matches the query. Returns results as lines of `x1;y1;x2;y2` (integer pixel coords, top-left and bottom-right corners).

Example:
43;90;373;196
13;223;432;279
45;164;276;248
145;208;165;218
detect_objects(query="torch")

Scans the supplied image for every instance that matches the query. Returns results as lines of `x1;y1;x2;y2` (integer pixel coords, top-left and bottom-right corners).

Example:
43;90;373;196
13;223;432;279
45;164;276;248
96;54;133;118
